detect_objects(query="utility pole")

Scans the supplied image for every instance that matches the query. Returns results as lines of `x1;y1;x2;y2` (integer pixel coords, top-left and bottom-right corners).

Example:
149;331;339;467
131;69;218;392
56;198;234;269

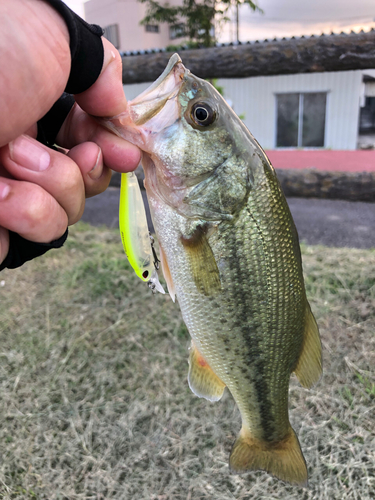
236;1;239;43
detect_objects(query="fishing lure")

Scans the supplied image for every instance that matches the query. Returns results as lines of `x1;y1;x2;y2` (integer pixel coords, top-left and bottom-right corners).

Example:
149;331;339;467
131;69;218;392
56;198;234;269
119;171;165;294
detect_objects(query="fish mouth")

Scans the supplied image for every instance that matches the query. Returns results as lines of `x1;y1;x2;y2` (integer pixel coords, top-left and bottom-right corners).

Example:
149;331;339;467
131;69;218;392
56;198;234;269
129;53;187;127
100;54;187;149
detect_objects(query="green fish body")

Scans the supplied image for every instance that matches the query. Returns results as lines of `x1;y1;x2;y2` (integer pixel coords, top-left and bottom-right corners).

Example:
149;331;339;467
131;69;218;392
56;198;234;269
104;54;322;485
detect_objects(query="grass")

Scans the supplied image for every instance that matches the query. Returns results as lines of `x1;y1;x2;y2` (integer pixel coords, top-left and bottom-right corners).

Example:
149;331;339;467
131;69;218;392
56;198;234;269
0;222;374;499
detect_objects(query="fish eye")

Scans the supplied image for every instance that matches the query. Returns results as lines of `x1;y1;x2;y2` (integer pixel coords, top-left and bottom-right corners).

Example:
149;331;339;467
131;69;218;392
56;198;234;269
191;102;216;127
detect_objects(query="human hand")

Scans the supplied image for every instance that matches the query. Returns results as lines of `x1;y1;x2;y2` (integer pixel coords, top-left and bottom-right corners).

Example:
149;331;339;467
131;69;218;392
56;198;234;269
0;0;141;268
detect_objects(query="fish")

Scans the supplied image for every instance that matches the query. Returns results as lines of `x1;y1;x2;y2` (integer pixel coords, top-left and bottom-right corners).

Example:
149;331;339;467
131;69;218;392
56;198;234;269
102;54;322;485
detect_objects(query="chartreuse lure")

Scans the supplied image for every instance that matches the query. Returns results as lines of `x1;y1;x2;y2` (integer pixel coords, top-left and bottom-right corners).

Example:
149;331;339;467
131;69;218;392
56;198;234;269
119;172;165;294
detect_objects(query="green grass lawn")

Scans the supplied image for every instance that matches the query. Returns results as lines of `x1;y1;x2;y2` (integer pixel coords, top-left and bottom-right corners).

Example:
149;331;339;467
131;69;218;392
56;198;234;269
0;223;374;499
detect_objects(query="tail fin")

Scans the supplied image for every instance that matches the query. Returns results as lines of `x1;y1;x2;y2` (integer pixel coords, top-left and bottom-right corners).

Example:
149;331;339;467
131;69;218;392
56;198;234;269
229;426;308;486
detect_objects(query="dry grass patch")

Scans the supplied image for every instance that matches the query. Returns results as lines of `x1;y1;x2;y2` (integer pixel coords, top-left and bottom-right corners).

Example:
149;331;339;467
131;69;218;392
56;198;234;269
0;223;374;499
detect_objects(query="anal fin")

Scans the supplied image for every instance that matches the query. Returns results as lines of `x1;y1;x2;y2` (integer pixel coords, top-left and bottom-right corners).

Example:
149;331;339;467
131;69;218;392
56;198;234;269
188;342;226;402
294;304;322;388
230;426;308;486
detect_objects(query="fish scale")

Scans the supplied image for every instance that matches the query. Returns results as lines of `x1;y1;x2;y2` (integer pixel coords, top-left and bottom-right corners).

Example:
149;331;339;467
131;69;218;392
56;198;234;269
218;185;302;436
102;53;322;485
153;163;305;449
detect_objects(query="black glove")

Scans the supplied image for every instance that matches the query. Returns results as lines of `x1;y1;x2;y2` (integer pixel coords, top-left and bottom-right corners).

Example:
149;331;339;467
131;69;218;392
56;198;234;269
1;0;105;271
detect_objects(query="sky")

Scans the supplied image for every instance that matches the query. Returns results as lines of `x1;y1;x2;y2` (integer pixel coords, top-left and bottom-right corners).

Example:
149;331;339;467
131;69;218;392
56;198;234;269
65;0;375;43
222;0;375;42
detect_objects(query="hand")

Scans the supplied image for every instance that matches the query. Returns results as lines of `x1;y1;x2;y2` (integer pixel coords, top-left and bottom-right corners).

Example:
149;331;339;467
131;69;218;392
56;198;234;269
0;0;141;266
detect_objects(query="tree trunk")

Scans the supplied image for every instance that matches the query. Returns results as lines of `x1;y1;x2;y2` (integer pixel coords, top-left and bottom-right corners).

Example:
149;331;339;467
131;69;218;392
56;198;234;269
276;169;375;202
122;30;375;84
110;169;375;202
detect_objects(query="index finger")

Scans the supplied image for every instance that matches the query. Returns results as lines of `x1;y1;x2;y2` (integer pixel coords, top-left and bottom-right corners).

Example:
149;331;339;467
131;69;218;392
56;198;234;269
56;104;141;173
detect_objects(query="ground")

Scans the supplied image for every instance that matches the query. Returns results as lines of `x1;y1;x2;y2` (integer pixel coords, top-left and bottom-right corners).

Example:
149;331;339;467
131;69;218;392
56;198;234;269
82;188;375;249
0;223;374;499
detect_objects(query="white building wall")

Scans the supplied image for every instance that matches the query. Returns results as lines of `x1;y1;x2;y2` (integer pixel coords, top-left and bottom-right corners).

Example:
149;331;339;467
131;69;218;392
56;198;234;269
123;69;367;150
217;70;364;150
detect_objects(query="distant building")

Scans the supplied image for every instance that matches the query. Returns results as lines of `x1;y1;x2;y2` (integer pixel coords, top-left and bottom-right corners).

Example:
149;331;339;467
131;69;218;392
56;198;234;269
123;67;375;150
359;75;375;149
84;0;184;52
121;30;375;151
218;69;375;150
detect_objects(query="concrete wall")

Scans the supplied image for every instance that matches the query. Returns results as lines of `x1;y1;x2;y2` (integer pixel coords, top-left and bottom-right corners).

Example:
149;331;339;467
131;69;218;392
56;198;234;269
85;0;178;52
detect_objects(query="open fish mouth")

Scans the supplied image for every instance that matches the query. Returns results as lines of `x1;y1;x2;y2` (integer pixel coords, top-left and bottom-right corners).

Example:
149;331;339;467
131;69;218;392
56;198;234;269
101;53;187;148
130;53;187;126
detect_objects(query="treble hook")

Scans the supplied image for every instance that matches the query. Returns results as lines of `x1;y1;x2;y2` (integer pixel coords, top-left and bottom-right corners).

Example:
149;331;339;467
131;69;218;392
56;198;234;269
149;232;161;271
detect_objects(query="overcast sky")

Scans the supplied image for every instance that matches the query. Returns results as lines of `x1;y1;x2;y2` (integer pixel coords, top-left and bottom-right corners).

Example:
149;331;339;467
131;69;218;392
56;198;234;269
65;0;375;42
220;0;375;42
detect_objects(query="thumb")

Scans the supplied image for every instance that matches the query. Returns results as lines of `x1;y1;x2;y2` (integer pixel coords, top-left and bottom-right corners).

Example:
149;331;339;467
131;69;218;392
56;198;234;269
74;37;127;117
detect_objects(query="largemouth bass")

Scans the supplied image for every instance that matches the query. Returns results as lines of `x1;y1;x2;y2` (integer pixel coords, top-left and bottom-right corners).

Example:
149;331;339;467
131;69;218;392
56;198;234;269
104;54;322;485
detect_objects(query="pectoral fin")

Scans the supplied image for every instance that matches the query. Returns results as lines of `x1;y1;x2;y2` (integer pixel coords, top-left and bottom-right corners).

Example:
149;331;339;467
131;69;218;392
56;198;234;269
188;342;226;402
181;224;221;296
294;304;322;388
159;244;175;302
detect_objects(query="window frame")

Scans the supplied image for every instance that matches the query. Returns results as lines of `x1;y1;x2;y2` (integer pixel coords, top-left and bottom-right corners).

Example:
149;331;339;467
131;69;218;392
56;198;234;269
274;91;328;149
169;23;185;40
103;24;120;49
359;96;375;134
145;24;159;33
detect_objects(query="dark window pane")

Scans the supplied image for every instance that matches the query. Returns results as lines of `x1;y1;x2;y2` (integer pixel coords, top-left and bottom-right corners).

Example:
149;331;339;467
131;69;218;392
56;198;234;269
359;97;375;133
170;23;185;40
276;94;299;147
302;93;326;147
145;24;159;33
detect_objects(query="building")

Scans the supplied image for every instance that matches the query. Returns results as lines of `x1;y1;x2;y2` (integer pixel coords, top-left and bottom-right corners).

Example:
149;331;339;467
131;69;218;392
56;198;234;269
121;31;375;152
85;6;375;154
123;67;375;151
84;0;184;52
359;74;375;149
218;68;375;151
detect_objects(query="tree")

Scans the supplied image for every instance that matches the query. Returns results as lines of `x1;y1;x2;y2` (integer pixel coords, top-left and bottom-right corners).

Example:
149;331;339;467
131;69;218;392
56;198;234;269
139;0;262;48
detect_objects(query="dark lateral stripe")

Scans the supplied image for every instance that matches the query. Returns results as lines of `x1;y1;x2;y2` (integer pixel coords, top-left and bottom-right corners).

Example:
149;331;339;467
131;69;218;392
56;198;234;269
227;209;276;441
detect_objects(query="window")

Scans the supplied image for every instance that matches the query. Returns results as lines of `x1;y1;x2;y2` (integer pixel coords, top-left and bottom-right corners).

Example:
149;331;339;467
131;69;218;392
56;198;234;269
169;23;185;40
276;93;327;148
359;97;375;134
103;24;120;49
145;24;159;33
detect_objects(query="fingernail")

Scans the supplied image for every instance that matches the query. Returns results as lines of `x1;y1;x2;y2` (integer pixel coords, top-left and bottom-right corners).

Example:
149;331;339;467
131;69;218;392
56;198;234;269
0;182;10;200
9;135;50;171
89;149;103;180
